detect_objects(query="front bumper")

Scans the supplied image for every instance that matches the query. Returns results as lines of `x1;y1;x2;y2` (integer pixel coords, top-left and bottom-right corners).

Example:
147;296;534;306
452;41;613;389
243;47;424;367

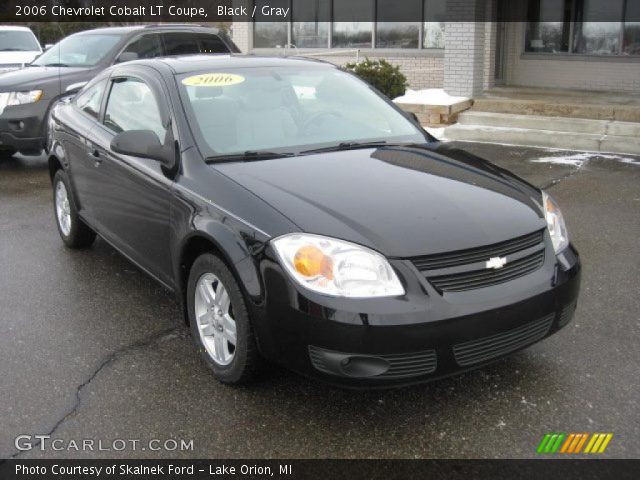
253;241;581;388
0;100;48;153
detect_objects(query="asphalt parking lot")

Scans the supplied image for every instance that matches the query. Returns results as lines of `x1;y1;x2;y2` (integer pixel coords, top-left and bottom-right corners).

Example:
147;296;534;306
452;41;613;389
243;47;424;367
1;142;639;459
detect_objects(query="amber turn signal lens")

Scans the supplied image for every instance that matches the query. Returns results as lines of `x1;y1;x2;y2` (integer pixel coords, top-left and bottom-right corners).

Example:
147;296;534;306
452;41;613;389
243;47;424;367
293;245;333;279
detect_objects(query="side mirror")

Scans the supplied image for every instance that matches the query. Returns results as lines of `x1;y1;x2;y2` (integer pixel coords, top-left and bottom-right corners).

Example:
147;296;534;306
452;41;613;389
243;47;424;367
116;52;139;63
110;130;174;167
65;81;88;93
44;44;53;51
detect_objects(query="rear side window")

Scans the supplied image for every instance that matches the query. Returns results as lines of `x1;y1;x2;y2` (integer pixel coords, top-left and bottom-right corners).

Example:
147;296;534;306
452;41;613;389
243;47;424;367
162;32;229;56
121;34;163;60
197;34;229;53
75;79;107;120
103;78;166;141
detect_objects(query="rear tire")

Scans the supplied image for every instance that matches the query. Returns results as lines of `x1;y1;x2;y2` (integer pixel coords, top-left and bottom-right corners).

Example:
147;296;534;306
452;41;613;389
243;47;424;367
53;169;96;248
187;253;259;384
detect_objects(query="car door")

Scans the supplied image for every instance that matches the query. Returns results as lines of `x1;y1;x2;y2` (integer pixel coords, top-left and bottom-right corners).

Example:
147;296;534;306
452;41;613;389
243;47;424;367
62;77;109;225
84;71;174;287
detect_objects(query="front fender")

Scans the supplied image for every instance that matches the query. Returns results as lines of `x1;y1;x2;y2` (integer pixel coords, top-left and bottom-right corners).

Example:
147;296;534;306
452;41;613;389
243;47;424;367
176;216;266;303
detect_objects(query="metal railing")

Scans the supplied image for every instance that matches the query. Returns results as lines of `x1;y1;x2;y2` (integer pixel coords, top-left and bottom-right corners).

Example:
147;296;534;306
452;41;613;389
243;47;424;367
281;45;361;64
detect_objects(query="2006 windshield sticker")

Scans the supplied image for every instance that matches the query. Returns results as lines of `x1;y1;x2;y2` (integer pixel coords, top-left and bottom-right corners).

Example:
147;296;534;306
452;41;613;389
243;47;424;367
182;73;245;87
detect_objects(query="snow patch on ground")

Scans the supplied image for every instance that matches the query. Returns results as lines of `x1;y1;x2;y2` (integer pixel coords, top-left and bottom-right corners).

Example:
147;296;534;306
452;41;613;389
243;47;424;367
531;152;640;168
531;153;593;167
394;88;469;106
619;157;640;166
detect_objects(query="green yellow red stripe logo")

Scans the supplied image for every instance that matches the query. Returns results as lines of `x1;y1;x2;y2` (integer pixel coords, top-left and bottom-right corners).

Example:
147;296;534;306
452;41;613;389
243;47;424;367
537;433;613;454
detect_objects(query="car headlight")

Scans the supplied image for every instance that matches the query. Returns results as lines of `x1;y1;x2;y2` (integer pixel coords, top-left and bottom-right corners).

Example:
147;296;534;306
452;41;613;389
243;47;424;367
272;233;405;298
7;90;43;106
542;191;569;253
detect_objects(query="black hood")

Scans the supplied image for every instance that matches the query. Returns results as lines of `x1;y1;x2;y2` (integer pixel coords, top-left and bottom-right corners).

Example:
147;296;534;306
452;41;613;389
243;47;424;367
0;66;93;94
214;145;546;258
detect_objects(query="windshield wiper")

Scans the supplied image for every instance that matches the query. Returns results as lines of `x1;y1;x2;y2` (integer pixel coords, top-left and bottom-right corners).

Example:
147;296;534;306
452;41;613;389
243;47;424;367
205;150;296;163
40;63;70;67
0;48;30;52
300;141;396;155
301;140;429;155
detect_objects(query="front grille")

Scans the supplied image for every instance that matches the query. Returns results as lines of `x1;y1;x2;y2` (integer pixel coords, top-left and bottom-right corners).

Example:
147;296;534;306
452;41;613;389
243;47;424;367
429;250;545;292
377;350;437;379
308;346;437;380
410;229;546;293
411;230;544;270
453;313;554;367
558;301;577;327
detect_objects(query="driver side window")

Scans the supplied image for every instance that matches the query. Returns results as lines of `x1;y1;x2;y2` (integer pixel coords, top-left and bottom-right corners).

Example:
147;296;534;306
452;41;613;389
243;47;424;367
75;79;107;120
103;78;166;141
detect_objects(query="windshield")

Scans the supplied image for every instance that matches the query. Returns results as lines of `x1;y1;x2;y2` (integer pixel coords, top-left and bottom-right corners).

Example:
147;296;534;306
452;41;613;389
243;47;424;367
177;66;427;158
0;30;40;52
33;34;121;67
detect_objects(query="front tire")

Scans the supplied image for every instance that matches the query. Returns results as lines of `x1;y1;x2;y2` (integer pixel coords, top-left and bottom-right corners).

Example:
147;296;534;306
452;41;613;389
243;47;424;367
187;253;258;384
53;169;96;248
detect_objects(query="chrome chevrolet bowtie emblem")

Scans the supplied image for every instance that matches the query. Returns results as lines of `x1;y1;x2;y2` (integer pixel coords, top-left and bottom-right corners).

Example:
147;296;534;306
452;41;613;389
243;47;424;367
486;256;507;269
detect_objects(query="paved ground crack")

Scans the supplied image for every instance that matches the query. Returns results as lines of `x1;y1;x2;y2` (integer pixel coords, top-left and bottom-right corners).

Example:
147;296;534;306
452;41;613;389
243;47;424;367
4;327;181;459
539;163;586;190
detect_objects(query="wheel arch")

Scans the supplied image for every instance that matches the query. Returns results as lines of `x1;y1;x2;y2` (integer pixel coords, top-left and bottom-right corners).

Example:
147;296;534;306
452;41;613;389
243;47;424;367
47;137;68;181
48;154;63;182
177;229;264;325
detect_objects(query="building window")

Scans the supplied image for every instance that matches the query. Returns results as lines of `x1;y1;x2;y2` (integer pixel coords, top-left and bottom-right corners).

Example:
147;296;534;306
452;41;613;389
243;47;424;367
254;22;288;48
332;0;373;48
375;0;420;49
423;0;446;49
624;0;640;54
292;0;330;48
572;0;623;54
525;0;571;52
525;0;640;56
254;0;289;48
252;0;445;50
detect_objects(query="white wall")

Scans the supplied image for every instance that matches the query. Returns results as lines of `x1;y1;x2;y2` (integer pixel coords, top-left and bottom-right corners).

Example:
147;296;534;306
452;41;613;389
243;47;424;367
443;0;487;96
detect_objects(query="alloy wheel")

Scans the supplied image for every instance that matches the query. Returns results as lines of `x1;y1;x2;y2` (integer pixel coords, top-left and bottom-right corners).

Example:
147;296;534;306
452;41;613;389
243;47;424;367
194;272;237;365
55;180;72;236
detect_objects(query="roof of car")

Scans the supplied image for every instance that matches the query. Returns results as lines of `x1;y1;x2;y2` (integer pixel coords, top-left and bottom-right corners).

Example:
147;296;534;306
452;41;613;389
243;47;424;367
72;24;220;36
0;25;35;32
131;54;334;74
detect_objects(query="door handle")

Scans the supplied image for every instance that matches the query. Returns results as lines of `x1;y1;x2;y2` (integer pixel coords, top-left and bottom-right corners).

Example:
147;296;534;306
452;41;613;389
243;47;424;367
91;148;102;165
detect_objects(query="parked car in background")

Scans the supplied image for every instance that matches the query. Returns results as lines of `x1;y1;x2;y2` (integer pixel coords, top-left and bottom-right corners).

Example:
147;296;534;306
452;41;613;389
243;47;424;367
47;56;581;388
0;26;42;74
0;24;238;159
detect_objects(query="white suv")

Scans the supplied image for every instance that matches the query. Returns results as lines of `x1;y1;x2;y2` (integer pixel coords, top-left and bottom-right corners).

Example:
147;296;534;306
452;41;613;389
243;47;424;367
0;26;42;74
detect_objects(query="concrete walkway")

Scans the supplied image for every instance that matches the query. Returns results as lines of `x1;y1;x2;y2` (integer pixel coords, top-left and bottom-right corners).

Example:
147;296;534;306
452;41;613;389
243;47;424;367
474;87;640;122
445;87;640;155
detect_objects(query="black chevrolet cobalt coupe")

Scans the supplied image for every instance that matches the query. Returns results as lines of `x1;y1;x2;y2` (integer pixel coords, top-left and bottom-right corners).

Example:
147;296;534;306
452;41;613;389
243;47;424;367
47;55;580;387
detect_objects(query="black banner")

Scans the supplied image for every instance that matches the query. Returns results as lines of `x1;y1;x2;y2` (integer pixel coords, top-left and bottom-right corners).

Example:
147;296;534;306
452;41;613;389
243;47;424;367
0;459;639;480
1;0;638;23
